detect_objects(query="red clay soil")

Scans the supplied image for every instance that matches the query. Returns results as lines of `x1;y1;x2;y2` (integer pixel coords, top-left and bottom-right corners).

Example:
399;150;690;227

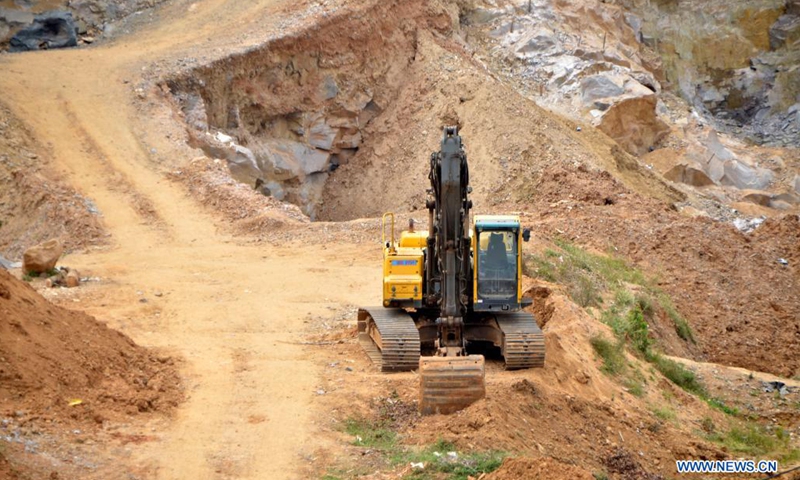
484;456;595;480
512;163;800;377
0;269;181;423
0;452;21;480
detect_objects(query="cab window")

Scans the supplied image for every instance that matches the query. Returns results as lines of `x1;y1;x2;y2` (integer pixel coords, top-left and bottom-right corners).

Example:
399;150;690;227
477;230;517;299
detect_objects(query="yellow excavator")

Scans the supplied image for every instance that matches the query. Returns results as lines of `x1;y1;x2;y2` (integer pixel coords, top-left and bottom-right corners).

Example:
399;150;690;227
358;126;545;415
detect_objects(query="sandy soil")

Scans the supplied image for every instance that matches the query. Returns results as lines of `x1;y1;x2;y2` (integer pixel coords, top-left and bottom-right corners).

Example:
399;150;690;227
0;1;371;478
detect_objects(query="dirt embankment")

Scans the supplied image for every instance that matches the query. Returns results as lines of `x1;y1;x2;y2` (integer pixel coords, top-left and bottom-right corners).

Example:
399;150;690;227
0;269;181;422
512;163;800;377
0;103;106;260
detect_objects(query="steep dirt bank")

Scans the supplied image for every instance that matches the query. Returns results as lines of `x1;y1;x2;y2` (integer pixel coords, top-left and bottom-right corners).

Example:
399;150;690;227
0;268;181;478
0;269;181;417
510;163;800;377
0;103;106;259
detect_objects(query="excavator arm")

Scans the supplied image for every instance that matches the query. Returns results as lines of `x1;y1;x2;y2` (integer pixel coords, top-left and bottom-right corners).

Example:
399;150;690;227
419;126;486;414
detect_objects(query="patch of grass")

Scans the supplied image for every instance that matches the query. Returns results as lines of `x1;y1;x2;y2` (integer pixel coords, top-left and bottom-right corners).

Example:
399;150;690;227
707;397;739;416
708;425;797;458
392;440;506;480
646;352;706;397
525;240;696;344
344;417;397;450
554;239;647;285
21;272;34;282
590;335;626;375
593;472;609;480
342;418;505;479
623;377;645;397
522;253;556;281
652;406;675;421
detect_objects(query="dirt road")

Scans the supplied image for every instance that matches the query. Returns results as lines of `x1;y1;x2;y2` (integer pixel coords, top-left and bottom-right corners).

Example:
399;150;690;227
0;0;381;478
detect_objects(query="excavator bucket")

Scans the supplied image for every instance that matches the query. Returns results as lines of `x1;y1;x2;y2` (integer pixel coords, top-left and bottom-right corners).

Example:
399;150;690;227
419;355;485;415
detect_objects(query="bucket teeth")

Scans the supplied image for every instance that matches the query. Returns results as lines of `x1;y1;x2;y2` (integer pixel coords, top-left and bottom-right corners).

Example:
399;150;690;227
419;355;485;415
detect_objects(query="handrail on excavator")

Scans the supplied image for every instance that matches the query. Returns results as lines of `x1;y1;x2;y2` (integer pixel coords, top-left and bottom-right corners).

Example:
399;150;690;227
382;212;396;253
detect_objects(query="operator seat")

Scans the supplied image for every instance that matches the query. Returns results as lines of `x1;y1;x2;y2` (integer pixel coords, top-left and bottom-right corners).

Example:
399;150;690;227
486;233;508;270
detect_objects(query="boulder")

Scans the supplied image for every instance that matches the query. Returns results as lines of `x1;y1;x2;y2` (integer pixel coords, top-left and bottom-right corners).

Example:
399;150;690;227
227;145;261;184
664;164;715;187
719;160;774;190
515;27;558;57
317;75;339;101
773;192;800;206
0;255;13;270
23;239;63;274
0;7;34;45
9;11;77;52
334;130;362;150
307;115;337;150
263;140;330;177
769;14;800;50
596;95;670;156
741;190;773;207
580;75;624;104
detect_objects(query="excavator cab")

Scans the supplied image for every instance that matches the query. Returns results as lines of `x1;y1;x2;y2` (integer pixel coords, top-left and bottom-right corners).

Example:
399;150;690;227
473;215;531;312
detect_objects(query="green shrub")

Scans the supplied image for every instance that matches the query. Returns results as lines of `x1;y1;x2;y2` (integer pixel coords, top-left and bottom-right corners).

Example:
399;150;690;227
647;353;705;396
625;307;651;354
590;335;626;375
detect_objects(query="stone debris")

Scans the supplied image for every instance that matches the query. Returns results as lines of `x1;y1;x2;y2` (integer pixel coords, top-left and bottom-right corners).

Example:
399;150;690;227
65;270;81;288
732;216;765;233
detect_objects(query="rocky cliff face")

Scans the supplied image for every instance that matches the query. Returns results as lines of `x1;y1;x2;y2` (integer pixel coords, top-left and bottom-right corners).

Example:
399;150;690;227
460;0;799;215
622;0;800;147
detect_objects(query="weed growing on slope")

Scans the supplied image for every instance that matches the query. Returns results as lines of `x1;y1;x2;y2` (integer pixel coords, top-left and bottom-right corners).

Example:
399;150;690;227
392;439;506;480
341;416;505;479
708;425;800;462
524;240;695;342
590;335;626;375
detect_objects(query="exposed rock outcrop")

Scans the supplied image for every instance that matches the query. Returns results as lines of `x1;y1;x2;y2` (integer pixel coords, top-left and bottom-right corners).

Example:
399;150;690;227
621;0;800;147
9;11;77;52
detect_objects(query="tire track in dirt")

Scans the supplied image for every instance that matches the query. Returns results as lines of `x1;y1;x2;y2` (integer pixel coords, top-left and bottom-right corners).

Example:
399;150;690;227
0;1;364;478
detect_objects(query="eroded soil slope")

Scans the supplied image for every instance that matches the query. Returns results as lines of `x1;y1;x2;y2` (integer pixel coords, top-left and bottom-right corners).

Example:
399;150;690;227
0;269;181;419
0;103;105;259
